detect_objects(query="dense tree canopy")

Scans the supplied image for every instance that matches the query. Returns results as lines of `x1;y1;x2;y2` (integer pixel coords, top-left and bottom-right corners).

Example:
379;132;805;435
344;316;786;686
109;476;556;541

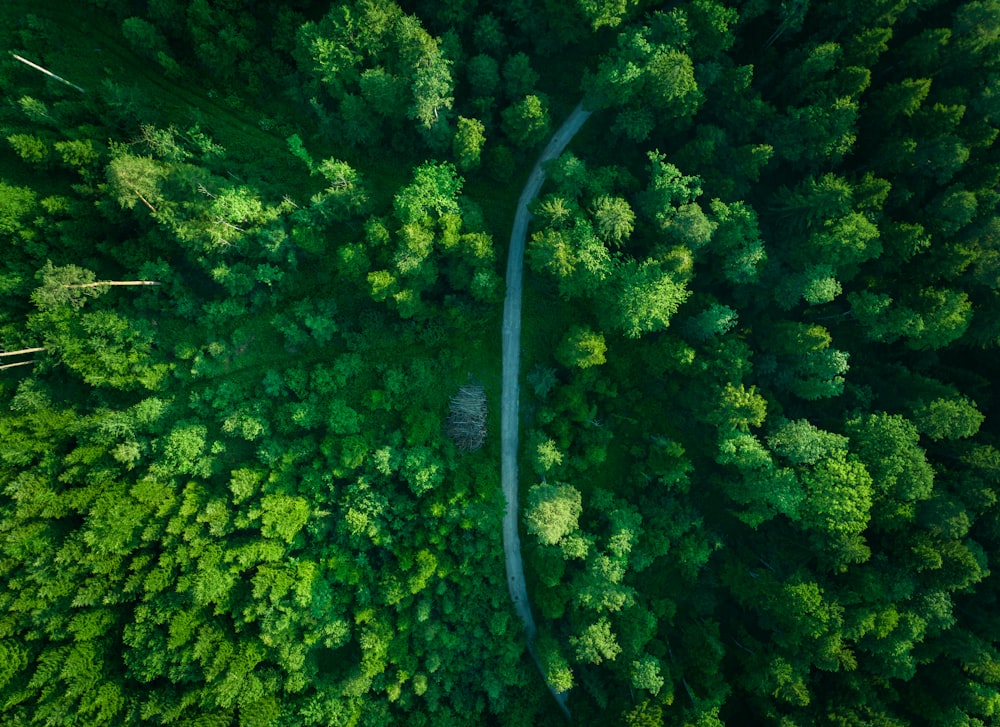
2;0;1000;725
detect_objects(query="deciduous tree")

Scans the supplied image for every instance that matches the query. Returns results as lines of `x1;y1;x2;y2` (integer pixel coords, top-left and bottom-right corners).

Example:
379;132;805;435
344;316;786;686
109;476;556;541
526;482;583;547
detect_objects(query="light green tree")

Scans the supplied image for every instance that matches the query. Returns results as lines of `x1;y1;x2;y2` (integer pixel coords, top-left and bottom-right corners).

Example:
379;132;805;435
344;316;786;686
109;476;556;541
106;144;169;213
611;260;690;338
914;396;985;440
556;326;607;368
452;116;486;171
260;494;310;544
590;195;635;245
525;482;583;546
570;618;621;664
707;383;768;432
631;655;665;695
535;632;574;692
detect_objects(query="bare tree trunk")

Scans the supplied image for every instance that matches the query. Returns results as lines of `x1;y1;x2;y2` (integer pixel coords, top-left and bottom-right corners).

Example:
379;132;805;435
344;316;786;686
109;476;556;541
11;53;85;93
0;360;36;371
131;188;158;213
0;347;46;357
62;281;160;288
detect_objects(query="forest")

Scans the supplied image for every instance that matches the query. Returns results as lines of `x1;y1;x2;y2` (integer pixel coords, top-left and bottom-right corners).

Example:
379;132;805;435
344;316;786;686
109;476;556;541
1;0;999;724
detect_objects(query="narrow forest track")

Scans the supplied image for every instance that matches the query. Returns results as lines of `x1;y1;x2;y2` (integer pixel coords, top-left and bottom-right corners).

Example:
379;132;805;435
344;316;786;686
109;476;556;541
501;102;592;719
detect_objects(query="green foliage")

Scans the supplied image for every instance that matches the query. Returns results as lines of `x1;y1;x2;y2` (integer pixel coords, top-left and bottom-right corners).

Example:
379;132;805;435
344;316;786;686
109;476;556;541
0;182;37;238
683;303;738;341
105;146;169;212
585;23;703;136
621;700;665;727
846;412;933;528
849;287;974;350
913;396;985;440
631;654;666;696
298;0;454;147
525;483;583;547
798;455;873;539
7;133;49;165
532;435;564;475
452;116;485;171
570;618;621;664
4;0;1000;724
768;419;847;466
708;383;768;431
646;48;699;110
393;162;462;224
466;54;499;97
17;95;53;125
120;17;167;56
502;53;539;99
409;44;453;131
556;326;607;369
501;94;550;149
312;158;369;221
641;151;704;225
536;631;574;693
285;133;314;171
708;199;767;284
612;260;691;338
55;139;101;175
259;494;310;543
590;195;635;245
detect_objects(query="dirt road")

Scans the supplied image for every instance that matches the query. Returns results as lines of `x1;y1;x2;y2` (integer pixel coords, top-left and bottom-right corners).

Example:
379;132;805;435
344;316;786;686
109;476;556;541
501;102;592;718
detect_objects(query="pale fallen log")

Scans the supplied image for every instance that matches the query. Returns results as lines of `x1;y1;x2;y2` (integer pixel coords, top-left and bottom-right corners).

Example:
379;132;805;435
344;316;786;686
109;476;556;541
11;53;85;93
0;347;46;357
62;281;160;288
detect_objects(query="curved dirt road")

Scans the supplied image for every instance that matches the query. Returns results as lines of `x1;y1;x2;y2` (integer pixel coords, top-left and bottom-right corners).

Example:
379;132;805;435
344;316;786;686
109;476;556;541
501;102;591;718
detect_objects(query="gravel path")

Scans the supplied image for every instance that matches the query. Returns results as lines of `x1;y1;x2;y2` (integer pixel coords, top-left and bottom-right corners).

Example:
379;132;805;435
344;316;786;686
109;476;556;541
501;102;591;719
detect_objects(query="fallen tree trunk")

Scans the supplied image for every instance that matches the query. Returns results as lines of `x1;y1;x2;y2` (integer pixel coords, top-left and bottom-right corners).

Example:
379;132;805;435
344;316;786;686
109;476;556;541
0;347;46;357
0;360;36;371
62;281;160;288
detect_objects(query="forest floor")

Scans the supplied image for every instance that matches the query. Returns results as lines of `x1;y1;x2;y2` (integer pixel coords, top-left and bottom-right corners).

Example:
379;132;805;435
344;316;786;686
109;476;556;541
501;102;592;719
